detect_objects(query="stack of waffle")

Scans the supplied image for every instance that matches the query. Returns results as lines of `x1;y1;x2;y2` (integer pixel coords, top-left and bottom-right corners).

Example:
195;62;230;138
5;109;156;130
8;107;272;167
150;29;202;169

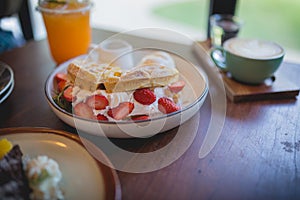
67;51;179;93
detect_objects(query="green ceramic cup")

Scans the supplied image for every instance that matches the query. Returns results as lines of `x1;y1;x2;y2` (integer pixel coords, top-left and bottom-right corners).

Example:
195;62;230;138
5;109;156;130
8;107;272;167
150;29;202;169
210;38;285;84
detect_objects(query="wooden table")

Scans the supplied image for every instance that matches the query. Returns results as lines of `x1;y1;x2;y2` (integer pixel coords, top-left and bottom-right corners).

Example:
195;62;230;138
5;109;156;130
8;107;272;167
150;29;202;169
0;29;299;200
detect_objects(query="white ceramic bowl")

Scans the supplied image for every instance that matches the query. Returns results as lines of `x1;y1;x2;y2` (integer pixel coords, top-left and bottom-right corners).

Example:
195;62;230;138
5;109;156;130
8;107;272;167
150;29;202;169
45;50;208;138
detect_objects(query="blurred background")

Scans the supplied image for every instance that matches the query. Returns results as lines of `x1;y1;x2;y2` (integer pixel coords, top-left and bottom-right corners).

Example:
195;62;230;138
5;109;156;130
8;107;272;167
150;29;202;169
1;0;299;62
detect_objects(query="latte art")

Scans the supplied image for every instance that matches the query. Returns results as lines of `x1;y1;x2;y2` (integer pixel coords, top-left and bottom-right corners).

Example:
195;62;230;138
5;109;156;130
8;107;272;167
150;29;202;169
224;38;284;59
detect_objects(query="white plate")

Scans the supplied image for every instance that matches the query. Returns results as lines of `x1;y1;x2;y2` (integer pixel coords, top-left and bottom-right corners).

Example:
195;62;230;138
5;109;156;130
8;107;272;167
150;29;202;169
45;49;208;138
0;61;14;96
0;78;14;104
0;127;121;200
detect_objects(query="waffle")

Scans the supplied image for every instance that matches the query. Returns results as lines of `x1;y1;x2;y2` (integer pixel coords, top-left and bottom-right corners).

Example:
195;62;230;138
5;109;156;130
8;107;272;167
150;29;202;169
105;64;179;92
67;59;122;91
104;51;179;92
67;51;179;92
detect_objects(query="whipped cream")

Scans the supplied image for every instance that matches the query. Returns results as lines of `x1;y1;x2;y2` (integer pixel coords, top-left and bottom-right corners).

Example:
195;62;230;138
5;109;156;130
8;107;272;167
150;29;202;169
72;85;182;121
24;156;64;200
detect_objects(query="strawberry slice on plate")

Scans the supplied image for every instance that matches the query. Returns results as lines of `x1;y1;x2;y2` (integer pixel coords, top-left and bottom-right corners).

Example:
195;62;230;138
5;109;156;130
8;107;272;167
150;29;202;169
158;97;180;114
74;102;95;120
86;95;109;110
133;88;156;105
96;114;109;121
55;73;68;82
168;80;186;93
63;86;75;102
107;102;134;120
131;115;150;121
57;80;67;92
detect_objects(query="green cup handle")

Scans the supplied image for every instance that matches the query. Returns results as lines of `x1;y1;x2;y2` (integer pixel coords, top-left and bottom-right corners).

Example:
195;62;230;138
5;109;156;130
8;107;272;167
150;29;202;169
210;47;228;72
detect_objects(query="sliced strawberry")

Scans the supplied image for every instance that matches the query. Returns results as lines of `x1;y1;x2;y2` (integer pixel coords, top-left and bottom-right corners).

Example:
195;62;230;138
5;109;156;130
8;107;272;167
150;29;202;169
131;115;150;121
133;88;156;105
74;102;95;119
158;97;180;114
63;86;74;102
86;95;109;110
107;102;134;120
57;80;67;92
168;80;186;93
55;73;68;82
96;114;109;121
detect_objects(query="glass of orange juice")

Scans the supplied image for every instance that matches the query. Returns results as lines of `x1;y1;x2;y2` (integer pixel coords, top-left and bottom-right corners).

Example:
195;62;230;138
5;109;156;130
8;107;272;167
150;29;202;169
37;0;92;64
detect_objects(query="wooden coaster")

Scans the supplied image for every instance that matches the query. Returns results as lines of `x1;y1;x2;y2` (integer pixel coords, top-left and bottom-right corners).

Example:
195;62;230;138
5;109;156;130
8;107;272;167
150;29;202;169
193;40;300;103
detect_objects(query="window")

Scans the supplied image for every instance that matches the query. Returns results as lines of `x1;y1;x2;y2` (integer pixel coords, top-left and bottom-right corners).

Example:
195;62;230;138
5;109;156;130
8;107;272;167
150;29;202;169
6;0;300;62
238;0;300;63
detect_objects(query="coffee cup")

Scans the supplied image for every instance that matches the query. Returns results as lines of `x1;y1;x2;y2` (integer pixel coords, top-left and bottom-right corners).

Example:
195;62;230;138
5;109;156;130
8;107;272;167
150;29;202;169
210;38;285;84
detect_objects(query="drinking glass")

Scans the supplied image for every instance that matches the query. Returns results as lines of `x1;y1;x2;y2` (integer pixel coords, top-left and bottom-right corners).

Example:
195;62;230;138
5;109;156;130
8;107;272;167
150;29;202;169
37;0;92;64
210;14;243;47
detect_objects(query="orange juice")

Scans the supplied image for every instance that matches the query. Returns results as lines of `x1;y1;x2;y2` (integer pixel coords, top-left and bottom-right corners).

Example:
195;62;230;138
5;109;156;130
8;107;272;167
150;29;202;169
39;1;92;64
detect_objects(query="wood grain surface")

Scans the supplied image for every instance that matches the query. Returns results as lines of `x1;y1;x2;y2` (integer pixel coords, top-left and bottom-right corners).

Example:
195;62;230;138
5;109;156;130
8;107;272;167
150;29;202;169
0;29;299;200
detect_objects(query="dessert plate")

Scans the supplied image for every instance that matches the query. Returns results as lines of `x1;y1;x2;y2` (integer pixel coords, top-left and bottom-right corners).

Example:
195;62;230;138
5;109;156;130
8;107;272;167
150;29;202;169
0;127;121;200
45;49;208;138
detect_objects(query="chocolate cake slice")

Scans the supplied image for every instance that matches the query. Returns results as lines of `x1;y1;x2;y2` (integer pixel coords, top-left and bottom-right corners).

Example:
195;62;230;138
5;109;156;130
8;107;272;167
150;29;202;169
0;145;31;199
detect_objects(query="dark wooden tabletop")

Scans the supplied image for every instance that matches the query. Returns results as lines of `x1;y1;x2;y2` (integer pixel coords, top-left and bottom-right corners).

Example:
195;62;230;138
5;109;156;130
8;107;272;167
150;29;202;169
0;28;299;200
